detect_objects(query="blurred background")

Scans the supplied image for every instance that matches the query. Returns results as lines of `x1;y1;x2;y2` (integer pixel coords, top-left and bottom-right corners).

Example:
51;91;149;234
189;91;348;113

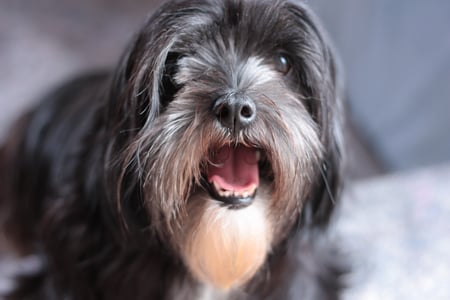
0;0;449;299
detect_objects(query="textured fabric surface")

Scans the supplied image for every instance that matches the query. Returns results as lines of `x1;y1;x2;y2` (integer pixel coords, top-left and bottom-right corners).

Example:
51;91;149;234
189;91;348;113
335;164;450;299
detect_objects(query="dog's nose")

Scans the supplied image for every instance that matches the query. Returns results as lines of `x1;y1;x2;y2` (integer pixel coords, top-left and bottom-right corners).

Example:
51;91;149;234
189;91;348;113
212;94;256;132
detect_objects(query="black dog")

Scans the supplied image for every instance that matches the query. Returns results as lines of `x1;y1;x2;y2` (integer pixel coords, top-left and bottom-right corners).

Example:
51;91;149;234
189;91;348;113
0;0;345;299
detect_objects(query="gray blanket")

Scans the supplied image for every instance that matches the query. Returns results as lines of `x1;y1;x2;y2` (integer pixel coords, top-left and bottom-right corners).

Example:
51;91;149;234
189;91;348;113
336;164;450;299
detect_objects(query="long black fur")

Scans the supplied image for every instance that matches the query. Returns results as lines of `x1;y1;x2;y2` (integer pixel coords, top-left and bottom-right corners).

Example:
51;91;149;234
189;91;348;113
0;0;346;299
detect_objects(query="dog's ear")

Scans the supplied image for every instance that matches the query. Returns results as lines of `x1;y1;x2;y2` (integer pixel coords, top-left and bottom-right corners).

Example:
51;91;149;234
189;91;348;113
286;2;344;227
105;3;187;133
306;42;344;227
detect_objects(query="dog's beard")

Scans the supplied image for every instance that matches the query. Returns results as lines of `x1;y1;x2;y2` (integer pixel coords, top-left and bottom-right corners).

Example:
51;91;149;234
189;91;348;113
181;188;272;290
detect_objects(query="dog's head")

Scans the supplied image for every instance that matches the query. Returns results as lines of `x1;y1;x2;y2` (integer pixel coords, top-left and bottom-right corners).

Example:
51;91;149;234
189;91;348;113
107;0;342;290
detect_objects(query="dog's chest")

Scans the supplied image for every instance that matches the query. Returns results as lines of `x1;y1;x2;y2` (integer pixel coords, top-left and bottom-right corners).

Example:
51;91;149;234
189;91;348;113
197;285;229;300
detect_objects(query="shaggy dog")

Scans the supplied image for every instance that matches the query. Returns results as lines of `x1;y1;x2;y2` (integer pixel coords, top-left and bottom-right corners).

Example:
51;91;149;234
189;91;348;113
0;0;345;299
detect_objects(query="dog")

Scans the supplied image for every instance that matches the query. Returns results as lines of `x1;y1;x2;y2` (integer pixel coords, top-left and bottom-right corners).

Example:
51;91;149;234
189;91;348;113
0;0;346;299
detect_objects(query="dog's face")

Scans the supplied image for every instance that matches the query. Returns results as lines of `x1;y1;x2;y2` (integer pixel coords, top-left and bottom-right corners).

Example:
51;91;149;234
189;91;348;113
110;0;342;291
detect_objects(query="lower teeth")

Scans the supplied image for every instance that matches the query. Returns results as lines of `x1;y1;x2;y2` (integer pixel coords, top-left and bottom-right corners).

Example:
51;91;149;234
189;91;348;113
217;189;255;198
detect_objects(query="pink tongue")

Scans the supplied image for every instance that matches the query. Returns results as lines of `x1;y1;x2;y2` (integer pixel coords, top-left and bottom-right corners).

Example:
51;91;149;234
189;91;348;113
208;145;259;193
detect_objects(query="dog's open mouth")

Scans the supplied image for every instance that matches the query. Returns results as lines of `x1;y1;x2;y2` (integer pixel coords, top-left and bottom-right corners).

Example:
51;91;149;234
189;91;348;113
205;144;265;207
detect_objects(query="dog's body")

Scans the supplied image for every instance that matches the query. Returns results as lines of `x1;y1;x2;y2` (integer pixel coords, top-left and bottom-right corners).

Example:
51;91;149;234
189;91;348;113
0;0;345;299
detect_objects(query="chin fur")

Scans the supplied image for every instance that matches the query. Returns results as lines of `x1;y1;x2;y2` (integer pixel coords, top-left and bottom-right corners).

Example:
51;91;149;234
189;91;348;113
181;193;272;290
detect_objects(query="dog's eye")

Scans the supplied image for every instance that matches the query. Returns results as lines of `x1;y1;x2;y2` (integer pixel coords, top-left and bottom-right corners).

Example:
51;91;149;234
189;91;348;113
160;52;183;109
274;54;291;75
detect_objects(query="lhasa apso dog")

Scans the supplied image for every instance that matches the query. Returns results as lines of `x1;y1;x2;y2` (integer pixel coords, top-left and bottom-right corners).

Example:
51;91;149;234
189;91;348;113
0;0;346;299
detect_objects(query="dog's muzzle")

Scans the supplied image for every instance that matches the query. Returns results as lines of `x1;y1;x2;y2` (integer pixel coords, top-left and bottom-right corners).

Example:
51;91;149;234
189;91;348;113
206;94;261;208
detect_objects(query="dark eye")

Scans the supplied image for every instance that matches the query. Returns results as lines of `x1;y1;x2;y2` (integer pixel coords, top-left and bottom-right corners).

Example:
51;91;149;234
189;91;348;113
160;52;183;109
274;54;291;75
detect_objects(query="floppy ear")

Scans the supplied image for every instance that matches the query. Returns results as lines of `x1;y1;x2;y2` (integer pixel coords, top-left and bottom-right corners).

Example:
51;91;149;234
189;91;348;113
102;2;219;231
105;3;185;135
286;2;344;227
311;50;344;227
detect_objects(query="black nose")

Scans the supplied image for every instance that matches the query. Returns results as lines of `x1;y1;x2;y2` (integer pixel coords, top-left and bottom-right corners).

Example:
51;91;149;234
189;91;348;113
212;94;256;132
